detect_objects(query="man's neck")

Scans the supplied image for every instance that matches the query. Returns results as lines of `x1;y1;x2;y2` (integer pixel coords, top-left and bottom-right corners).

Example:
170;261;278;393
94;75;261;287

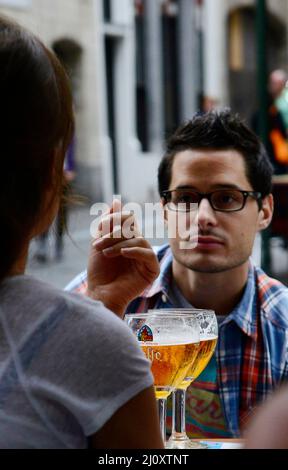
172;260;250;316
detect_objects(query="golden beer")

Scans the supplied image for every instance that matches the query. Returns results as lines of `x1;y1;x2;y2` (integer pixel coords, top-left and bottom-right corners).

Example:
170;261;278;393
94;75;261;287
177;336;217;390
141;340;199;399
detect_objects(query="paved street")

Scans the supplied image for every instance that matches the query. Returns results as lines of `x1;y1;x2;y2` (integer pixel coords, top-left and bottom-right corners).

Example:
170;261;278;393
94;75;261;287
27;205;288;289
27;205;92;288
26;204;167;289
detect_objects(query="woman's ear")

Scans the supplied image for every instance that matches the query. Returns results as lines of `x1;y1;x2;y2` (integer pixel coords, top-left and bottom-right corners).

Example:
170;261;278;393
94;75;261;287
257;194;274;232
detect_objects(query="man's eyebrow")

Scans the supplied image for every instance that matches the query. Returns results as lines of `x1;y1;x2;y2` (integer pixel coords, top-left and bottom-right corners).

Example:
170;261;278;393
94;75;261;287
173;184;243;191
210;183;243;190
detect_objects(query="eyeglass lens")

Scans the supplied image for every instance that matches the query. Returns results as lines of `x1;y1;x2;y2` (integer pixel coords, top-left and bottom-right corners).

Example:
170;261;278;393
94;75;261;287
167;189;245;211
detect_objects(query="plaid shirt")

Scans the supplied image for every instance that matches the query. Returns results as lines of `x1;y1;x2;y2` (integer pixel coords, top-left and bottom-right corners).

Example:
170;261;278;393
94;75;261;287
66;244;288;437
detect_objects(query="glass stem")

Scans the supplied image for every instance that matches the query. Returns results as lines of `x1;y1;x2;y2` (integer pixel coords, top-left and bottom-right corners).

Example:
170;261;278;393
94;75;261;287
157;398;167;443
171;388;189;440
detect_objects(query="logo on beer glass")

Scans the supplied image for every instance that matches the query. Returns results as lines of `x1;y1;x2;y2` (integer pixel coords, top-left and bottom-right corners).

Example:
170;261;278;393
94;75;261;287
138;325;153;342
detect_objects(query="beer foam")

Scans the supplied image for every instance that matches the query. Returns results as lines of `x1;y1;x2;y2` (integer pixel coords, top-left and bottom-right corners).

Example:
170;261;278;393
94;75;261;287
141;334;199;346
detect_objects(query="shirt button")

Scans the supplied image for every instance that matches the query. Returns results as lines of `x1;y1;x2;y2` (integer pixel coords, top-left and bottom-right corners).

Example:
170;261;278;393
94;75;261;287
161;294;167;303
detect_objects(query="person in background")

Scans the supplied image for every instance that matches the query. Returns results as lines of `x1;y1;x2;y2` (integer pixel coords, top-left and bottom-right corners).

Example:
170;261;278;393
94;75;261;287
252;86;288;175
269;69;288;132
34;137;76;263
67;110;288;440
0;14;163;449
55;136;76;260
202;96;218;112
264;70;288;249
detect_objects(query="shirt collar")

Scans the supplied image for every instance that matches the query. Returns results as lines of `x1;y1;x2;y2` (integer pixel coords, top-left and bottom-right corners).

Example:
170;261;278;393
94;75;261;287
141;245;173;299
141;246;258;339
222;260;258;339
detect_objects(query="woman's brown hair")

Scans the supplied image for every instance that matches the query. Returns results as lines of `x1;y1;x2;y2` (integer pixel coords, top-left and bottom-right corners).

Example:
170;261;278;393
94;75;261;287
0;15;74;281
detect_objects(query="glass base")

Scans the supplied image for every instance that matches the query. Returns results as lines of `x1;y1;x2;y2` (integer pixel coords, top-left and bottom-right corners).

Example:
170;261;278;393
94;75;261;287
165;437;207;449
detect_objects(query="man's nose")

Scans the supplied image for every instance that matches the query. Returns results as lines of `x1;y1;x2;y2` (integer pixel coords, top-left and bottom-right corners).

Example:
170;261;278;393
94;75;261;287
195;198;218;230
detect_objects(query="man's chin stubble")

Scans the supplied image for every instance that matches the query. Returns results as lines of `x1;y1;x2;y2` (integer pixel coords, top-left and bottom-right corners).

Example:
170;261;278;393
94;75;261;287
174;253;249;274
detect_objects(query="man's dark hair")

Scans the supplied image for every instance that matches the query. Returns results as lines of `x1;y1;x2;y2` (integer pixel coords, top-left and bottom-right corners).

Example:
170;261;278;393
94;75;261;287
158;109;273;198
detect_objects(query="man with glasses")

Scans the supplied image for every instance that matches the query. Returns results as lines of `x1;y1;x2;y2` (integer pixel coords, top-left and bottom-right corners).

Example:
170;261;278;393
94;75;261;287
66;110;288;439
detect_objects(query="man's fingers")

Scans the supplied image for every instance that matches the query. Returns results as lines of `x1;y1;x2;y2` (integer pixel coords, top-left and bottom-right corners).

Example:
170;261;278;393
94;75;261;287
95;235;148;254
112;198;122;214
98;212;136;235
120;247;160;277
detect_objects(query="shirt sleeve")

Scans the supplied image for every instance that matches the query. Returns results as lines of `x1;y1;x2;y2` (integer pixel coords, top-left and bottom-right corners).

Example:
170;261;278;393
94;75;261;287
27;294;154;438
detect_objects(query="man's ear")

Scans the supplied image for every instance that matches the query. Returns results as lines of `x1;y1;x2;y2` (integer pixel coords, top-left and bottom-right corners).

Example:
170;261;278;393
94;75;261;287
257;194;274;232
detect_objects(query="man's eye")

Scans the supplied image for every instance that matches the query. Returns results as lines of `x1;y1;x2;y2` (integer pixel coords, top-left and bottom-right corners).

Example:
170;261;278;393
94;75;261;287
178;195;191;202
219;194;233;203
175;193;197;203
215;192;241;205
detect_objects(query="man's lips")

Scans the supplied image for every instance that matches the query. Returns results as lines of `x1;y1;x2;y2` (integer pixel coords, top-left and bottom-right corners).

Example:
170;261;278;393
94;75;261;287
187;236;225;247
197;236;224;245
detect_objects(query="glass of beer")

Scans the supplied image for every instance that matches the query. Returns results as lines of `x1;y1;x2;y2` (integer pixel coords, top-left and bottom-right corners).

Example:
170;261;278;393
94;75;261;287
163;309;218;449
125;312;200;443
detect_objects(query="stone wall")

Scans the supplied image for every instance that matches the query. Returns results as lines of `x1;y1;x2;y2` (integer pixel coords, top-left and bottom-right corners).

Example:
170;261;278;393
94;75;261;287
0;0;104;201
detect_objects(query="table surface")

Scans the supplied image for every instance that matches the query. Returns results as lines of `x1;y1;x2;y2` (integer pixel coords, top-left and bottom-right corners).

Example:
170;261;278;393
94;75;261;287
190;438;245;449
191;438;244;442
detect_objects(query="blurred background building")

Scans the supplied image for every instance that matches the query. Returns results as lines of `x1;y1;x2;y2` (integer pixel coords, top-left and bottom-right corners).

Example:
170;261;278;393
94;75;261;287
1;0;288;205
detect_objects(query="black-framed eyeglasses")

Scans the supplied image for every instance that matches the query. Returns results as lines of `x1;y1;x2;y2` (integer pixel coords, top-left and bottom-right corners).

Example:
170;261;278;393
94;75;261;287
161;188;263;213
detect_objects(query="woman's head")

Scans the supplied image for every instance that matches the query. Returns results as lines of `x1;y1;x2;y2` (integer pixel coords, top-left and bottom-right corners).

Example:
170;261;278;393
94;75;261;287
0;15;74;280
